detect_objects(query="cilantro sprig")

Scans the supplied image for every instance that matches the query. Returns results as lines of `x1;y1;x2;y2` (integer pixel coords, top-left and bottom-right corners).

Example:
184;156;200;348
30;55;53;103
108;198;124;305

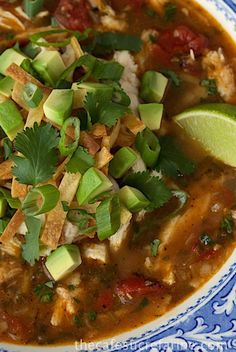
156;136;196;178
22;216;42;265
125;171;172;210
12;123;59;186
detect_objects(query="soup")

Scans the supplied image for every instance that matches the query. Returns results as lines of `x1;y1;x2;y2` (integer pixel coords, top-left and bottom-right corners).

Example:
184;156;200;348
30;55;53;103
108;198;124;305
0;0;235;346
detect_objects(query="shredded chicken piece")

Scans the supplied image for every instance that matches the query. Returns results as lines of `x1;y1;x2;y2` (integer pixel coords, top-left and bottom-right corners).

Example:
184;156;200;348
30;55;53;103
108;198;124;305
113;51;140;112
82;243;110;263
109;222;131;253
51;287;77;326
202;48;236;101
100;15;127;32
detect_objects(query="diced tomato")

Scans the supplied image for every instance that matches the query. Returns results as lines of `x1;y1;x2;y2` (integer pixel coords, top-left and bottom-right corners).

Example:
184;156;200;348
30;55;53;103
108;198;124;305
95;288;114;311
0;311;33;341
55;0;92;31
115;277;163;299
151;43;173;67
158;25;208;57
199;249;218;261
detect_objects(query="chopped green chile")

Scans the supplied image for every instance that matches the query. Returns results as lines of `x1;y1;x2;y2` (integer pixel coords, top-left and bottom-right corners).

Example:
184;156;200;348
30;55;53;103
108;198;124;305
59;117;80;156
96;194;121;240
23;83;43;109
22;185;60;216
135;128;161;168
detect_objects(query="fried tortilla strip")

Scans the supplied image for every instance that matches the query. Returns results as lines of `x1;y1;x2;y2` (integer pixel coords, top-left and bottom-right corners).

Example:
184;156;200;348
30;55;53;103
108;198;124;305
70;36;84;59
12;81;30;111
80;131;100;155
95;146;113;169
41;172;81;249
6;63;51;95
0;209;24;244
25;93;49;128
11;177;28;198
53;156;71;181
90;123;107;139
122;114;145;135
0;159;13;180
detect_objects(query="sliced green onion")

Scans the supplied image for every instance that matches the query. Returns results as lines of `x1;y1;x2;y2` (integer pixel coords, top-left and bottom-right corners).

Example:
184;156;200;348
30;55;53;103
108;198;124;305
135;128;160;168
66;146;95;174
23;83;43;109
22;185;60;216
0;218;10;235
30;28;92;48
59;117;80;156
96;194;121;241
23;0;44;18
0;187;21;209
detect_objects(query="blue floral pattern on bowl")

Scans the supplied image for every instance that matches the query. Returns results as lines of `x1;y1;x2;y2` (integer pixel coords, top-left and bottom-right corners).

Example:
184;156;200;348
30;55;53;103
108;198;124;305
1;1;236;351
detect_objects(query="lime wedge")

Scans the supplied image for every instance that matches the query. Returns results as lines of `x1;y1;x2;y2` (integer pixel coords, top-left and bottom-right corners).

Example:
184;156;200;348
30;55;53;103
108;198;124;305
174;103;236;167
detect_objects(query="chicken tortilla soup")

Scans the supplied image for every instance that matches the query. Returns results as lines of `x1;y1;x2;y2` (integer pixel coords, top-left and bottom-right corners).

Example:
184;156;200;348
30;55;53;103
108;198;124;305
0;0;235;346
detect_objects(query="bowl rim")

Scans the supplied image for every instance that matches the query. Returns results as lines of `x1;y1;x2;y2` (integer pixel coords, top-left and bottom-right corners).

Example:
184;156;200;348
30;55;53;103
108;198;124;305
1;0;236;351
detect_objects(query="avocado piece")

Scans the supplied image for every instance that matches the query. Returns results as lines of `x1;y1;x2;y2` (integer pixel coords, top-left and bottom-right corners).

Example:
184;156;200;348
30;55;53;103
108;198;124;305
72;82;114;109
140;71;168;103
45;244;82;281
0;99;24;140
66;146;95;174
32;51;66;86
0;77;14;98
138;103;163;130
76;167;113;205
119;186;150;213
43;89;73;126
0;197;7;218
0;48;27;75
109;147;137;179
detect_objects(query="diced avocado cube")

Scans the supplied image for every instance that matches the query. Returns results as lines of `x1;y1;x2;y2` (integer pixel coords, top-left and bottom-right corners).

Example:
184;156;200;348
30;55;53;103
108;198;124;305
109;147;137;179
138;103;163;130
43;89;73;126
0;197;7;218
45;244;82;281
77;167;113;205
66;147;95;174
0;48;27;75
119;186;150;213
0;77;14;98
32;51;66;86
72;82;114;109
140;71;168;103
0;100;24;140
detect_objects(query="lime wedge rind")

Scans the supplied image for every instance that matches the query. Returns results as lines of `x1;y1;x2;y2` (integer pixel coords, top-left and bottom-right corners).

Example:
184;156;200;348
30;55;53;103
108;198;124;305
174;104;236;167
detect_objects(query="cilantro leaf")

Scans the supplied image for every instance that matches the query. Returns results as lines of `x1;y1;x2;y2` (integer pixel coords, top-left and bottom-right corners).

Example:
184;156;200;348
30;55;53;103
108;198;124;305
22;216;42;265
160;69;181;87
200;79;217;96
34;281;55;303
12;123;59;186
125;171;172;209
164;3;177;21
156;136;196;178
85;92;130;128
221;214;234;234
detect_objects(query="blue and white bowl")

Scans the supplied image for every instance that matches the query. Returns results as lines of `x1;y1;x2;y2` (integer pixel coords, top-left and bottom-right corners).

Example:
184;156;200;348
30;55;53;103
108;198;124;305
1;1;236;351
